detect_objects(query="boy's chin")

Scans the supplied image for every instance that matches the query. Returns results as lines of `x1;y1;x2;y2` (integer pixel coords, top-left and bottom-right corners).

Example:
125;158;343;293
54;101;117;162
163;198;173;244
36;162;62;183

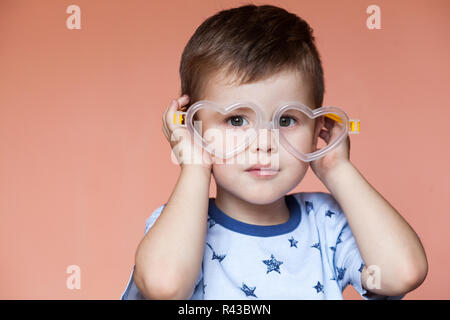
233;188;287;206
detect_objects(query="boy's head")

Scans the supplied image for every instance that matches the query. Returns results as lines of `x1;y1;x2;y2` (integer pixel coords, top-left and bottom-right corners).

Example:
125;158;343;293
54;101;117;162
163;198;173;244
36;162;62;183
180;4;324;111
178;4;326;204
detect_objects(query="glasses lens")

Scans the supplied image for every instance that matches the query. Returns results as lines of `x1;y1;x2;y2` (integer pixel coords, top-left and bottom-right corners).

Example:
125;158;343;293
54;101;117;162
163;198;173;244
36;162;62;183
278;109;346;155
190;106;258;156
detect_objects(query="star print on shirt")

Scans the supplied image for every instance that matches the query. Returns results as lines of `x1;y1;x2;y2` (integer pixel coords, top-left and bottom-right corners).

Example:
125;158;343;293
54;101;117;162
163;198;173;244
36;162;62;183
206;242;226;262
336;267;347;281
305;201;314;215
207;216;216;228
311;242;321;252
336;234;342;245
358;263;365;272
313;281;324;293
325;210;336;218
288;236;298;248
241;283;257;298
262;254;283;274
330;234;342;254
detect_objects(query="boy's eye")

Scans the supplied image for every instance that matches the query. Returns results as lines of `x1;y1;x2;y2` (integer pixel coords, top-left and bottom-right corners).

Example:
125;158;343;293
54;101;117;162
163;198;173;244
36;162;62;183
226;115;249;127
279;116;297;127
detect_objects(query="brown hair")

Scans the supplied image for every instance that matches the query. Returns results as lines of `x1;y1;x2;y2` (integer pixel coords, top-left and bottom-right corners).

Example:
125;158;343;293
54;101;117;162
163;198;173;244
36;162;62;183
179;4;324;110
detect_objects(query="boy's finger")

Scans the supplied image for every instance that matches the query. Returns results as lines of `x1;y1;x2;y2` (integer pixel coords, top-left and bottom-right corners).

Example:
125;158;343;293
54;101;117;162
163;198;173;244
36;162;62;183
164;99;178;131
162;100;174;125
162;104;169;125
178;94;190;107
162;120;170;140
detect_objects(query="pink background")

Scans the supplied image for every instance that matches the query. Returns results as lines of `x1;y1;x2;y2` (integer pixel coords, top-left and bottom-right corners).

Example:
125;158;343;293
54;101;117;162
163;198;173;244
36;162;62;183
0;0;449;299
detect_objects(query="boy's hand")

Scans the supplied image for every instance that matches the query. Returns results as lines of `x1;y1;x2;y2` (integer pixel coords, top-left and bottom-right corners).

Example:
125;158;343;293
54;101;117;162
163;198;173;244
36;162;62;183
162;94;213;170
310;116;351;183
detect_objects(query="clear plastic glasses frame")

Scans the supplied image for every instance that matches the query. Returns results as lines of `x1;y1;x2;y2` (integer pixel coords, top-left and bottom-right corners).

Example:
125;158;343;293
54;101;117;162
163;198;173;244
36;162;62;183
172;100;359;162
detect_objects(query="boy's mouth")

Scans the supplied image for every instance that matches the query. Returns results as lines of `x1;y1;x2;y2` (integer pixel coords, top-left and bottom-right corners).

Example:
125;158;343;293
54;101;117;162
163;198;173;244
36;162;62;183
245;164;279;177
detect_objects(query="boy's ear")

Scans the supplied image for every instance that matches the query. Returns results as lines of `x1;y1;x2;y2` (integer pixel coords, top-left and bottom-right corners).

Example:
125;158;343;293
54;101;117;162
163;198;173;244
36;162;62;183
313;116;325;147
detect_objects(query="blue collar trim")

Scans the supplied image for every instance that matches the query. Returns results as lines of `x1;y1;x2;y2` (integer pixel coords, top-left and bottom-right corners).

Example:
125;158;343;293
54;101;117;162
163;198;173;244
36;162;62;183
208;194;301;237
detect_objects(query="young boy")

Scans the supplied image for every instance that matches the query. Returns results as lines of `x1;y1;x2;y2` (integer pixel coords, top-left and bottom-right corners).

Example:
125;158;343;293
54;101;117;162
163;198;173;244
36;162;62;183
121;4;427;300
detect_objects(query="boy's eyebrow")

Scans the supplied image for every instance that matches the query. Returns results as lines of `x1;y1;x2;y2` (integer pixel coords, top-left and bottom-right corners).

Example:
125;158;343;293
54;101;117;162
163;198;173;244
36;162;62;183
206;100;315;117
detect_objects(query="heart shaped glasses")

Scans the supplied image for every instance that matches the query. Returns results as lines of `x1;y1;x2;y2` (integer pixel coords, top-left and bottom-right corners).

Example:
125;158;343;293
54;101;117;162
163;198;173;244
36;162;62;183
172;100;359;162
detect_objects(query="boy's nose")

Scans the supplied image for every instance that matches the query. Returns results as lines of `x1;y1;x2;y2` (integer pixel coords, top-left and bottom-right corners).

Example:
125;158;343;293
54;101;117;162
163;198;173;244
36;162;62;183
250;128;279;154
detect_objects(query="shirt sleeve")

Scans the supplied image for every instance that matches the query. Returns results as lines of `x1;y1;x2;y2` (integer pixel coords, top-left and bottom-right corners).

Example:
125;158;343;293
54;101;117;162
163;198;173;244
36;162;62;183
120;203;203;300
331;202;406;300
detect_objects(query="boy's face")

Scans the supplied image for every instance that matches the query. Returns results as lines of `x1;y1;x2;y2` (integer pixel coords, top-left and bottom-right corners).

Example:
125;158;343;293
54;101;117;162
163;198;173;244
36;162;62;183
200;69;323;205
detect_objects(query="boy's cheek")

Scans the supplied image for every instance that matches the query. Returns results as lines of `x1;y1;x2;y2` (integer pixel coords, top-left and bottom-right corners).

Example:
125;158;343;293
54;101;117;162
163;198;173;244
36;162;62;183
211;162;240;180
